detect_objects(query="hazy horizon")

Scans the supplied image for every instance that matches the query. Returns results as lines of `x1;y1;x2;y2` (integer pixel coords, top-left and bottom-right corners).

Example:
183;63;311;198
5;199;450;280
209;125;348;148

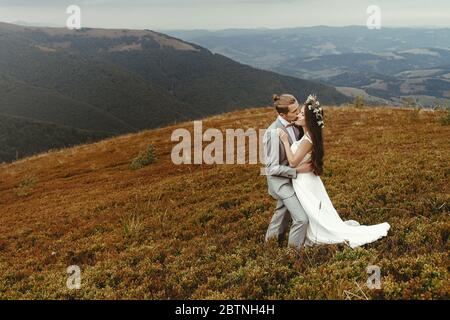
3;20;450;32
0;0;449;30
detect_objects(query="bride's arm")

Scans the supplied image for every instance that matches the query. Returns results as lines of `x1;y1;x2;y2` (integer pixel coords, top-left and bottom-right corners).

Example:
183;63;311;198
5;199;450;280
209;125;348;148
277;129;312;168
285;140;312;168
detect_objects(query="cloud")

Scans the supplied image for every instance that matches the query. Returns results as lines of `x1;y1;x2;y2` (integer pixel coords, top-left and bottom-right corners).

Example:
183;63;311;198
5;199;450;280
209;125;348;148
0;0;449;29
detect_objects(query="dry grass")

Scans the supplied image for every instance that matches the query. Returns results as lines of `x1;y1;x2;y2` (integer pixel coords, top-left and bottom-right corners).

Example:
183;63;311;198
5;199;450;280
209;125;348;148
0;106;448;299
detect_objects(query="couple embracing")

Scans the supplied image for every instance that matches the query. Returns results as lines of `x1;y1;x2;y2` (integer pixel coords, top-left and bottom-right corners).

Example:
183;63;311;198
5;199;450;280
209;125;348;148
264;93;390;250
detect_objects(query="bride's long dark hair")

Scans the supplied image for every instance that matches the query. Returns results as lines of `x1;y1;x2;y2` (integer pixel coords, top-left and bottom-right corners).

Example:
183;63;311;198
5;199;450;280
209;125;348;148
303;101;324;176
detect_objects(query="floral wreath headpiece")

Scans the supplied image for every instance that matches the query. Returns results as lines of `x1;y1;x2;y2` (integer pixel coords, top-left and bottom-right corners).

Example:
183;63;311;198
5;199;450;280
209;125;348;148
305;94;324;128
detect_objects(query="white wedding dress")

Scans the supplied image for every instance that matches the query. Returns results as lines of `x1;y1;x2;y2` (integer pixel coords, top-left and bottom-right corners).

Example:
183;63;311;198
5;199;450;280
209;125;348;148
291;134;390;248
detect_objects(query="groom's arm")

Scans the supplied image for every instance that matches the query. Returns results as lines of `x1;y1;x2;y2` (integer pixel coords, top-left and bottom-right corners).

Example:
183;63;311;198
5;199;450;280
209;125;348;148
264;129;297;179
296;162;314;173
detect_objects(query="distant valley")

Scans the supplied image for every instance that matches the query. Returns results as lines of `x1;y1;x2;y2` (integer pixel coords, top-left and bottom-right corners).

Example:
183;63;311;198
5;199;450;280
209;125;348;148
167;26;450;106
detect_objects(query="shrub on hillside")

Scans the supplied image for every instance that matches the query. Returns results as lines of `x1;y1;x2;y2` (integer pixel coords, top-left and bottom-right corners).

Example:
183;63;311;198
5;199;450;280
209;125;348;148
13;175;39;197
440;108;450;125
354;96;364;108
130;144;156;170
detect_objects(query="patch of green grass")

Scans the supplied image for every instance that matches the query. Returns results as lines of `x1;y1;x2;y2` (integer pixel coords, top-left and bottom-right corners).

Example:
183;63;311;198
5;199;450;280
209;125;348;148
13;175;39;197
130;144;156;170
121;212;144;239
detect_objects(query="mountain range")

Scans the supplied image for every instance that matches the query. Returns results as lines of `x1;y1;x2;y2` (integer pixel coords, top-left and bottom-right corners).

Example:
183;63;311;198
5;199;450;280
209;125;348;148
0;22;347;163
167;26;450;105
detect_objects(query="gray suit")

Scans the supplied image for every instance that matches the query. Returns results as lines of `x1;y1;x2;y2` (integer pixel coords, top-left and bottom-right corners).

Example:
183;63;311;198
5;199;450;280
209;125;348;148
263;118;309;249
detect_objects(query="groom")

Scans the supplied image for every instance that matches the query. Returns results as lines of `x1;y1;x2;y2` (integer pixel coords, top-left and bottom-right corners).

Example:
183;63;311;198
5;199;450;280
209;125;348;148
264;94;312;249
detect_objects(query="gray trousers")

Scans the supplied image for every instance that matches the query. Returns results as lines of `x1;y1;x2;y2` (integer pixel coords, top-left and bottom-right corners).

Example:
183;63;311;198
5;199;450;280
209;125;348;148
265;195;309;249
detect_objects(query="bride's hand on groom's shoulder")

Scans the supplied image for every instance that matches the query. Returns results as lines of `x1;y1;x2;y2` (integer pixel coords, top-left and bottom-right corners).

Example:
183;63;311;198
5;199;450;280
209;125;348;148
276;128;289;143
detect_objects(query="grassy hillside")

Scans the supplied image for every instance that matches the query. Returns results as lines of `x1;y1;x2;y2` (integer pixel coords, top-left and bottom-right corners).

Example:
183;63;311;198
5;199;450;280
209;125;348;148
0;106;448;299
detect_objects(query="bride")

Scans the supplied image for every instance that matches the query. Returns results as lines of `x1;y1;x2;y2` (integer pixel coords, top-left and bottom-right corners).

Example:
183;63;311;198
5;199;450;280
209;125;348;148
277;95;390;248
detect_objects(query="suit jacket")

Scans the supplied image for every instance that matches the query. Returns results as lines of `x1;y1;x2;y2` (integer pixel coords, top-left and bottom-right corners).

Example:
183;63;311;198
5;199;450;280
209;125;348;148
264;118;301;200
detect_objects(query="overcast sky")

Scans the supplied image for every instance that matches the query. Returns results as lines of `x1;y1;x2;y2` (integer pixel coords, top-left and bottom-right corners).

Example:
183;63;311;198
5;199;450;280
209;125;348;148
0;0;449;30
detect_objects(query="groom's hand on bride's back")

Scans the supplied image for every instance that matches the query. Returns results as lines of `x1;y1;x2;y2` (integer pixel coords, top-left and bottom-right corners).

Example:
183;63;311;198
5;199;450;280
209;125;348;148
296;162;313;173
